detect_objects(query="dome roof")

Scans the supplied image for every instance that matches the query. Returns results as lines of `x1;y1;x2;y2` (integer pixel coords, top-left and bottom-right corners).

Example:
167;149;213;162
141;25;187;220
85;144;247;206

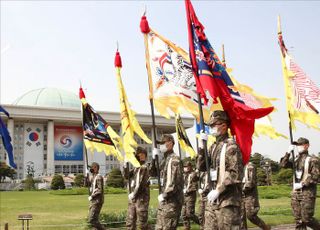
13;88;81;109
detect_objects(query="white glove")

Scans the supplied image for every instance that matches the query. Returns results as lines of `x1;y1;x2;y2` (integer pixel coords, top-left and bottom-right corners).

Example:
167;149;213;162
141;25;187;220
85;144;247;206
128;192;135;201
207;189;219;203
198;188;203;194
152;148;160;160
293;182;303;190
183;188;187;194
288;145;295;153
158;194;165;203
85;168;90;175
198;131;208;149
88;196;92;201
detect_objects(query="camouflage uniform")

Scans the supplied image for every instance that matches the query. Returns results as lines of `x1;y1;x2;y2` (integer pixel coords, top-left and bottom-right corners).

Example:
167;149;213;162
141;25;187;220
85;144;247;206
197;133;244;230
198;171;210;230
280;138;320;230
124;164;150;230
88;173;105;230
151;148;184;230
182;165;199;230
241;162;270;230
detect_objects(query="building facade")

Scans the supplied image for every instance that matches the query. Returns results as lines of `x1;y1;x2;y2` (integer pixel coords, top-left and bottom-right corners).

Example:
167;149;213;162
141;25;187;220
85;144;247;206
0;88;194;179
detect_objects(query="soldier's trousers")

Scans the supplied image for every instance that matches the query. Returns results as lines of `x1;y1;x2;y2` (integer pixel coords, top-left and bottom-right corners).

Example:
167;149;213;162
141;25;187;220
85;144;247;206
126;198;149;230
156;200;182;230
88;199;105;230
291;192;320;230
241;198;269;230
198;196;207;230
182;192;199;229
204;203;241;230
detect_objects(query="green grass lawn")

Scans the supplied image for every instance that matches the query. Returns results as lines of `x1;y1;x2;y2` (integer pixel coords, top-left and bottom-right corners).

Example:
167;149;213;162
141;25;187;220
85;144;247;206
1;186;319;230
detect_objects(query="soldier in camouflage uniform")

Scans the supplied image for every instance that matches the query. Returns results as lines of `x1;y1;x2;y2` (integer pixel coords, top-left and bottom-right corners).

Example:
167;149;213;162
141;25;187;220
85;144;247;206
124;146;150;230
241;162;270;230
198;171;209;230
151;134;184;230
88;162;105;230
280;137;320;230
181;161;199;230
197;110;244;230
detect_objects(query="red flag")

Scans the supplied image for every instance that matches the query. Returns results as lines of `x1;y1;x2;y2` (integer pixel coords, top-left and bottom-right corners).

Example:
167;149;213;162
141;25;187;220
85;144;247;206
185;0;273;164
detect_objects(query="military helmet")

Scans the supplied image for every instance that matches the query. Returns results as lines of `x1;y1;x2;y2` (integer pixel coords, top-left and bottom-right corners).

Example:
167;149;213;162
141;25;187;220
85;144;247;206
183;161;192;168
207;110;230;126
91;162;100;170
135;146;147;156
157;134;175;145
293;137;309;146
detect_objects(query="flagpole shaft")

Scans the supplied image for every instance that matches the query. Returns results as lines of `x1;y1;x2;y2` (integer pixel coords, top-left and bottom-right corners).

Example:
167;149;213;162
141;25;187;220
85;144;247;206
127;162;132;193
150;99;162;194
197;93;211;187
81;104;90;195
143;32;162;194
288;112;295;174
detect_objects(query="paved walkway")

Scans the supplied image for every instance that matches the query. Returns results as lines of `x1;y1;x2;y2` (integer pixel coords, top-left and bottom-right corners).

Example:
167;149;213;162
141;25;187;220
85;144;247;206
250;224;296;229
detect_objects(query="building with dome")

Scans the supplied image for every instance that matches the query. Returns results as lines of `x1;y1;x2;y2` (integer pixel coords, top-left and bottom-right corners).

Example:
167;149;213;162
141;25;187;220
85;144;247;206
0;88;194;179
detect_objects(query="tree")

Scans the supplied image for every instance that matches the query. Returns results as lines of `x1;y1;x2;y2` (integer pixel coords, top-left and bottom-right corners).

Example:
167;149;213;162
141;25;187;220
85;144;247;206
256;168;267;186
74;174;85;187
24;175;35;190
51;174;65;190
107;168;124;188
274;168;293;185
0;162;16;182
250;152;263;169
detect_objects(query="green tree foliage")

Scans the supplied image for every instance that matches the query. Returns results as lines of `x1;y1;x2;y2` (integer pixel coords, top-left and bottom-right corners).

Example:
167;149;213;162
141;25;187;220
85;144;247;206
250;152;263;168
23;175;35;190
257;167;267;186
273;168;293;185
0;162;16;182
51;174;65;190
74;174;85;187
107;168;124;188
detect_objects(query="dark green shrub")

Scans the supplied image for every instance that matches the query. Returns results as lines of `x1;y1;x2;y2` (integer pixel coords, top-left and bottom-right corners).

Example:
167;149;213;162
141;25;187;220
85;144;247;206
107;168;124;188
51;174;65;190
23;175;35;190
74;174;85;187
274;168;293;185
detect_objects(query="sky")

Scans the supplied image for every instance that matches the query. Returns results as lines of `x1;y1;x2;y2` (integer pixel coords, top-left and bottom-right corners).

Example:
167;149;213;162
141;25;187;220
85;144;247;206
1;1;320;161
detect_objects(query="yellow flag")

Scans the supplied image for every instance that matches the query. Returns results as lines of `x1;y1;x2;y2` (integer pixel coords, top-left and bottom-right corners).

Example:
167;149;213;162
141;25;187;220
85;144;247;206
175;114;196;158
115;52;152;167
226;69;287;139
278;16;320;130
80;88;124;162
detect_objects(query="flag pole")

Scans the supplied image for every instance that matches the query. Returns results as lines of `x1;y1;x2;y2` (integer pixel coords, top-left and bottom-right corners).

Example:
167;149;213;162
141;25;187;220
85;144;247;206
79;85;90;195
185;0;211;187
222;44;226;67
278;16;295;173
115;45;132;193
140;13;162;194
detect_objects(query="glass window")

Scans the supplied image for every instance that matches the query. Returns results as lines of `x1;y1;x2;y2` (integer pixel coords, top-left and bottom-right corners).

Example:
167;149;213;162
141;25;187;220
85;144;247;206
44;154;47;160
63;165;69;174
78;165;83;173
71;165;77;173
55;165;62;173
